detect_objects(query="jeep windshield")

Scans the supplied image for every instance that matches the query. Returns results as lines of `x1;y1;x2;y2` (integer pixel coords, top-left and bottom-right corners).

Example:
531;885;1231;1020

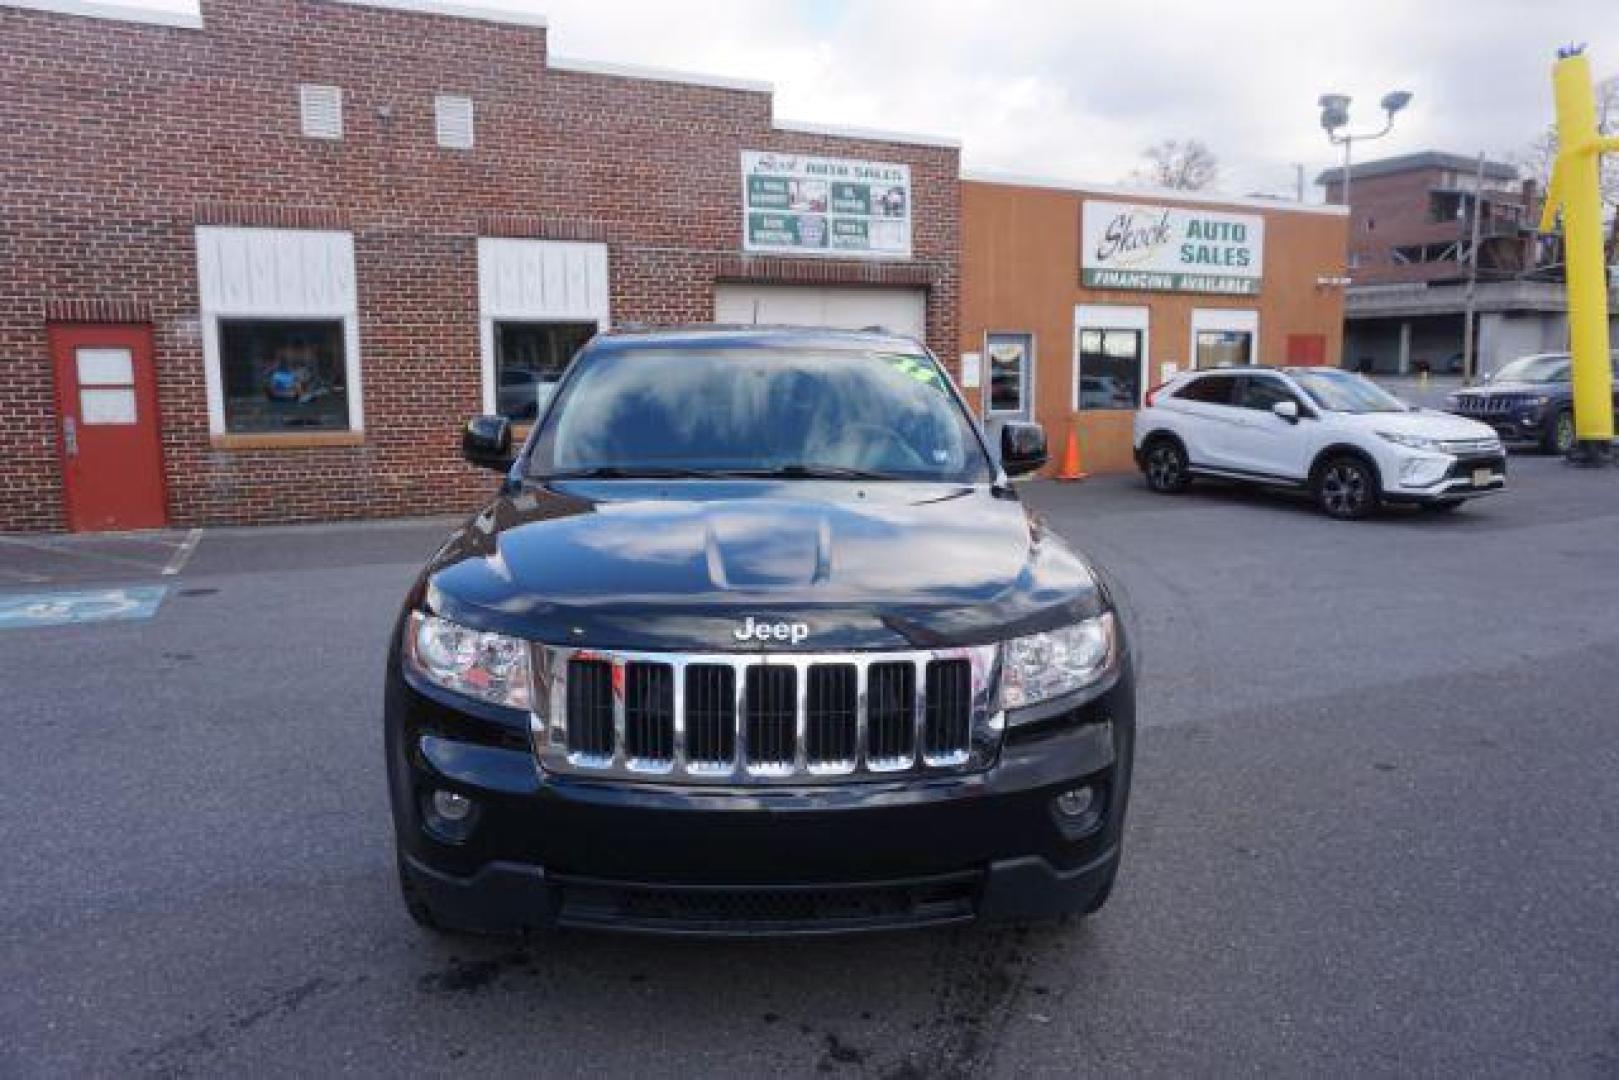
1491;355;1571;384
1290;369;1409;414
529;347;994;483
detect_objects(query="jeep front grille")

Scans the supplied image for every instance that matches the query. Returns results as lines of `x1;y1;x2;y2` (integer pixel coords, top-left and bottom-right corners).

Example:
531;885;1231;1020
1454;393;1531;417
531;645;1002;784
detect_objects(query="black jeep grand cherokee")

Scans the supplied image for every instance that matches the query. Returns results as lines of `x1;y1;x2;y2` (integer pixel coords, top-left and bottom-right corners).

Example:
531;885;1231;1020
386;326;1134;936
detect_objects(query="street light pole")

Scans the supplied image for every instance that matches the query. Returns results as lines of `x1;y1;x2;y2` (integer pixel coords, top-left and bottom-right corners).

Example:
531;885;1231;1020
1319;90;1414;207
1341;137;1354;207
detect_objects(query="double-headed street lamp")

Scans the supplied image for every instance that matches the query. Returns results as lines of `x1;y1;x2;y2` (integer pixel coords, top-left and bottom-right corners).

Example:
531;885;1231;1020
1319;90;1414;205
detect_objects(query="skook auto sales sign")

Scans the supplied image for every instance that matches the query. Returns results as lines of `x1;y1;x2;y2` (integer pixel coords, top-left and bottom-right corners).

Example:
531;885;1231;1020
1081;200;1264;295
742;151;912;259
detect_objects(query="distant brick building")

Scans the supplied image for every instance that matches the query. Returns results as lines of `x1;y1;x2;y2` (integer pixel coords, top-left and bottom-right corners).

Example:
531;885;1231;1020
1;0;959;532
1319;151;1539;286
1315;151;1590;377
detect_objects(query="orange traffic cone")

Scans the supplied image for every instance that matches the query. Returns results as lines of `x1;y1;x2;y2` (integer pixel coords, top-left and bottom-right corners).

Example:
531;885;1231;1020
1057;425;1088;481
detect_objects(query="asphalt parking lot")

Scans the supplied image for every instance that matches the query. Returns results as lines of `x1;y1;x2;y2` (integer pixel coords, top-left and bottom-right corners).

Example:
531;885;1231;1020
3;457;1618;1077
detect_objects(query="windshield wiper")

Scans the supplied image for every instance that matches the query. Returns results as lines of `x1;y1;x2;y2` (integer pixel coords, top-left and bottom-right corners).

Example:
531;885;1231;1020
537;466;719;480
711;464;905;480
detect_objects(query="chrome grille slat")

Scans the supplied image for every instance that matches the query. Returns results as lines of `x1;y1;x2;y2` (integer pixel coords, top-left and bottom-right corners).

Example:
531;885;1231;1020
806;664;857;772
683;663;735;772
745;666;796;775
866;662;914;770
925;660;972;766
533;645;1001;785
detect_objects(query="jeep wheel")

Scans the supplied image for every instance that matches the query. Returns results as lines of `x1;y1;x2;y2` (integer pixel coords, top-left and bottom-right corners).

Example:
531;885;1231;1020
1315;456;1377;520
1546;409;1576;456
1143;438;1191;494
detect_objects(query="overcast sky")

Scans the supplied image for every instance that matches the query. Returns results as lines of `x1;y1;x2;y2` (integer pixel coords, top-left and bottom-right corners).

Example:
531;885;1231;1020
124;0;1619;199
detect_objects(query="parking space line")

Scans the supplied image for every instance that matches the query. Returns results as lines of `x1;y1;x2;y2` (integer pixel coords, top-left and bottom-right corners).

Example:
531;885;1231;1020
0;535;166;572
162;528;204;576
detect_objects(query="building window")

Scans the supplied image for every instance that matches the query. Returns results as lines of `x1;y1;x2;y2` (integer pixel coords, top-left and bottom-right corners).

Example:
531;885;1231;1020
299;84;343;140
985;333;1032;416
1195;330;1253;368
1076;328;1144;409
218;319;349;433
495;321;595;422
435;95;474;149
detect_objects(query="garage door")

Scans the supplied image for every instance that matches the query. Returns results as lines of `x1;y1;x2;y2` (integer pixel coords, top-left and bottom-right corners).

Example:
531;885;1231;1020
714;285;926;341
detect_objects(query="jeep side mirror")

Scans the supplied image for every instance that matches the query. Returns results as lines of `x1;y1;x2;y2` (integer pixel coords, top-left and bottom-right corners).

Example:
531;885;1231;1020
462;414;514;473
1272;400;1300;423
1000;422;1048;476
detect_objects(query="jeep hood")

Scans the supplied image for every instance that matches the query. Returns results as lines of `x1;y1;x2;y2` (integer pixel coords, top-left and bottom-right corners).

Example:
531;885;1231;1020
419;480;1106;651
1459;381;1560;396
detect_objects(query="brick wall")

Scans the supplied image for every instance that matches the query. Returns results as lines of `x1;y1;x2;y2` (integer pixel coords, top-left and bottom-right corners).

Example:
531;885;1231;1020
1326;168;1534;286
0;0;960;531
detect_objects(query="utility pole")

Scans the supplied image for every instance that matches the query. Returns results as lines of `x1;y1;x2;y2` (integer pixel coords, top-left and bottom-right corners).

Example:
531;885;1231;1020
1295;163;1305;202
1461;152;1485;383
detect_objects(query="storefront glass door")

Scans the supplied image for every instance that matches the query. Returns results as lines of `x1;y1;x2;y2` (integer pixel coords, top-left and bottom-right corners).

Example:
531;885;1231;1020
984;332;1033;420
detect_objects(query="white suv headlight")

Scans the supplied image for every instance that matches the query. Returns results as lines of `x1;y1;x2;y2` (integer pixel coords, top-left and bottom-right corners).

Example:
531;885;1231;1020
1376;430;1446;453
405;611;532;710
998;612;1118;712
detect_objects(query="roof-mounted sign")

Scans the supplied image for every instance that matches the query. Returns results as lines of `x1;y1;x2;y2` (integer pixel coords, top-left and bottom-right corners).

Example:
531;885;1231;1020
1081;199;1264;295
741;151;912;259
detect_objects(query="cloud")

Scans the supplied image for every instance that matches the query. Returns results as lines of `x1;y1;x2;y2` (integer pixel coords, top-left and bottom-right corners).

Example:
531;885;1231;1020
123;0;1619;197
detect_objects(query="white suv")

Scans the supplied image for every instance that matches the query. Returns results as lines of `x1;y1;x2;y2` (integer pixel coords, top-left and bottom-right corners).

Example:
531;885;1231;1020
1132;367;1506;519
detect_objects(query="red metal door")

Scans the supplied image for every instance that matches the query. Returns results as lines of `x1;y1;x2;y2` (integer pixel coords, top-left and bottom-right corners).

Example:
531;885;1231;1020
49;323;167;531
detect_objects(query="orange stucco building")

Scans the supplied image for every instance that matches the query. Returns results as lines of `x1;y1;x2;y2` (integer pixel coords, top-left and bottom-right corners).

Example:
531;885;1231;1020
960;174;1350;473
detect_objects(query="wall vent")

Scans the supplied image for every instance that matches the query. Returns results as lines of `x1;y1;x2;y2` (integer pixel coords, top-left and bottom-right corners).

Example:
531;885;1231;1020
299;84;344;140
435;95;475;150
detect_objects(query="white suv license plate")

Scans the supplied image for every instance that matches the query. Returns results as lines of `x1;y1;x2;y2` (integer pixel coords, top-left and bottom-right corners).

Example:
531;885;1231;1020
1472;468;1494;486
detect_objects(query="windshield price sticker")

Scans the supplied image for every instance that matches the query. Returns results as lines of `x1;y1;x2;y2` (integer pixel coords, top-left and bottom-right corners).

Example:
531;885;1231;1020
881;353;946;392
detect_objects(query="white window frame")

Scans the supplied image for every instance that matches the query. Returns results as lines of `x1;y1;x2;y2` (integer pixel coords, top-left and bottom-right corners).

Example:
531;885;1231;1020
1073;304;1151;411
195;227;364;436
477;239;610;418
1189;308;1260;370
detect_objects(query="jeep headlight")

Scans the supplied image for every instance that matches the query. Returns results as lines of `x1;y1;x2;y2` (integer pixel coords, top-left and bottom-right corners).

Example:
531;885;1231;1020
1377;430;1446;453
998;612;1118;713
405;611;532;710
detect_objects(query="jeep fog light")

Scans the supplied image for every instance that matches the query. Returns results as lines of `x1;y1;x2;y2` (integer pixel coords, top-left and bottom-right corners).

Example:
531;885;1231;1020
1055;786;1094;818
1050;784;1103;838
433;790;472;822
423;789;477;843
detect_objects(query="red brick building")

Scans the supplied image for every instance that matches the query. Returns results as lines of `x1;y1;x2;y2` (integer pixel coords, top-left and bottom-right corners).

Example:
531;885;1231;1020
1315;151;1573;377
1317;151;1538;286
1;0;959;531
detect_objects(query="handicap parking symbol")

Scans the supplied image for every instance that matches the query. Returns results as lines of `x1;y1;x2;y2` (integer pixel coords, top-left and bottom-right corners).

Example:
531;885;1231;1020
0;586;168;630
